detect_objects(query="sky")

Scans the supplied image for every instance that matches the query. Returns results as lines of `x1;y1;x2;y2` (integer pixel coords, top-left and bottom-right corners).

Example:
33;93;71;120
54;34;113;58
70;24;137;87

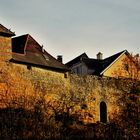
0;0;140;63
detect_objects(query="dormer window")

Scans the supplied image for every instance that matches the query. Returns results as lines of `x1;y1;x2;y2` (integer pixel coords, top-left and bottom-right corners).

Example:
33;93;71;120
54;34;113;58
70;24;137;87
41;45;45;53
43;54;49;61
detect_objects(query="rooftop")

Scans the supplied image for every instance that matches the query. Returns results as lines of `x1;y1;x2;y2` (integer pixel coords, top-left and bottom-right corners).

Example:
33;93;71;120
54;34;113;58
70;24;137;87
12;34;68;72
0;24;15;37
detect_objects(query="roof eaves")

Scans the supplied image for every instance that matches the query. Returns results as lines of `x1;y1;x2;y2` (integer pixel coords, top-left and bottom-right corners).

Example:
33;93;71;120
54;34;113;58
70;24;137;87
10;59;69;72
0;24;15;36
65;52;88;66
100;50;127;75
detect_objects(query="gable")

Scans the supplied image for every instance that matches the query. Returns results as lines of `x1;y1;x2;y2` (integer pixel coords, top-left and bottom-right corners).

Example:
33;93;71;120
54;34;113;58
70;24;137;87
66;53;88;68
12;34;68;72
12;34;27;54
102;53;138;79
71;61;89;75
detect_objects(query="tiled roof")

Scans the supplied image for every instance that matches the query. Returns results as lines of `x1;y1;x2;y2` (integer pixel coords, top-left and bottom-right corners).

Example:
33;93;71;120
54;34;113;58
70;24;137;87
66;50;127;76
82;58;102;75
11;34;68;72
0;24;15;37
66;53;88;67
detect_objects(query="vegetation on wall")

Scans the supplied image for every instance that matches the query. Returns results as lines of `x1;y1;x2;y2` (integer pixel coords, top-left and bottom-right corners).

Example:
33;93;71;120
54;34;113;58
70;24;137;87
0;53;140;139
110;53;140;139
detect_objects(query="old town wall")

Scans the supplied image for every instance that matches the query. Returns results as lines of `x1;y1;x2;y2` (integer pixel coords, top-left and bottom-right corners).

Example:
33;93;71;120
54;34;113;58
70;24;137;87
0;35;130;124
0;60;128;124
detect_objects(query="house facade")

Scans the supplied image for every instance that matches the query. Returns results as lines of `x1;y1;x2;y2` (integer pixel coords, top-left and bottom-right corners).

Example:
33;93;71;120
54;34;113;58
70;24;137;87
66;50;139;79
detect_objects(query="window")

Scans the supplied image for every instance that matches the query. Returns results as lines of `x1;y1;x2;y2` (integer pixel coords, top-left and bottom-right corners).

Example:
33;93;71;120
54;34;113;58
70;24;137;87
72;65;83;75
43;54;49;61
77;67;80;74
64;73;68;78
76;66;82;75
27;65;32;70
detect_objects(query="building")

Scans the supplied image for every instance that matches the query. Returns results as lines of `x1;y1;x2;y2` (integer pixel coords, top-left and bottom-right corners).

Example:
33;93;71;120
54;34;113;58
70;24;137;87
11;34;68;73
0;23;139;127
0;24;68;76
66;50;139;79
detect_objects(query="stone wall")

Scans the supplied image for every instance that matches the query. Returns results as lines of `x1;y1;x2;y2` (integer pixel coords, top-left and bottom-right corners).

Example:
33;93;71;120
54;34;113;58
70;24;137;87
69;74;126;123
0;62;69;107
0;35;135;124
0;59;130;124
0;36;12;61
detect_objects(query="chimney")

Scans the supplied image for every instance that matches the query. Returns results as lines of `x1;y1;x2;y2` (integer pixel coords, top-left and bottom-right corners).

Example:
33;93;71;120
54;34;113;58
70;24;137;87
57;55;63;63
97;52;103;60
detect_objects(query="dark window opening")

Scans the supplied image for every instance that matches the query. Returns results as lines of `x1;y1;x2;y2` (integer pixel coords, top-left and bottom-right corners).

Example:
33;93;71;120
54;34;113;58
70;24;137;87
64;73;68;78
12;38;26;54
27;65;32;70
100;101;107;123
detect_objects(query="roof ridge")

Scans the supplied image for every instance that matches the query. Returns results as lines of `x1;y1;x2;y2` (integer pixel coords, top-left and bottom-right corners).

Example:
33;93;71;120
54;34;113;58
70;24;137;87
100;50;128;75
43;49;67;68
103;50;127;60
65;52;88;65
73;52;88;59
12;34;68;71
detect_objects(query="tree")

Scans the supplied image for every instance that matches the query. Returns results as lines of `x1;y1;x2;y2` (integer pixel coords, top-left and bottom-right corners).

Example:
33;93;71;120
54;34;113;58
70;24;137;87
111;53;140;139
112;53;140;80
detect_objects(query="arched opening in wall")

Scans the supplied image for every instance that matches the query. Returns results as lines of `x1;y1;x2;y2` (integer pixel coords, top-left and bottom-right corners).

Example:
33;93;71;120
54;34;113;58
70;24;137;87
100;101;107;123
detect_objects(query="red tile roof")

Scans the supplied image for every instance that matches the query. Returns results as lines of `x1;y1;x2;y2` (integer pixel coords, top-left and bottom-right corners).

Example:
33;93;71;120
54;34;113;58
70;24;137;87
12;34;68;72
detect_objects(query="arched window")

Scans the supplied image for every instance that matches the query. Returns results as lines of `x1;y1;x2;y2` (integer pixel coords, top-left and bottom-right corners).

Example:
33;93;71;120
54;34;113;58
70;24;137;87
100;101;107;123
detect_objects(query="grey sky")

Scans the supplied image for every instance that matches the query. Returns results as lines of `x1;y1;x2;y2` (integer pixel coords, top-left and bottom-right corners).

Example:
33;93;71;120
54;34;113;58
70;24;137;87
0;0;140;63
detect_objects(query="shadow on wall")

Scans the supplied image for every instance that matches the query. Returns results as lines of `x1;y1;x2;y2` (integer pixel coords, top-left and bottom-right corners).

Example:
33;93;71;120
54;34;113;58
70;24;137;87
0;107;46;139
0;107;135;140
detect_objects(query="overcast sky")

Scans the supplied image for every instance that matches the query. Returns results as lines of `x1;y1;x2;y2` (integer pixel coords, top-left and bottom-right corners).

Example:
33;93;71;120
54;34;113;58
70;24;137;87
0;0;140;63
